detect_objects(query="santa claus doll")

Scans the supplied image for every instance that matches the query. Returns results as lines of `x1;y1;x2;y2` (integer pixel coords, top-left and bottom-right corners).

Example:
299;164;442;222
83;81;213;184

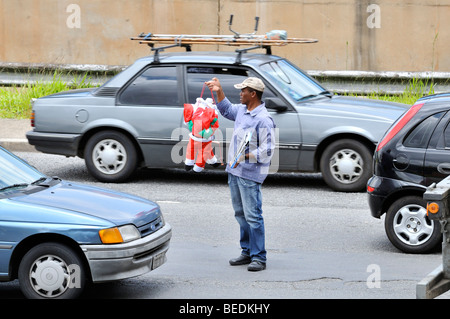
183;96;220;172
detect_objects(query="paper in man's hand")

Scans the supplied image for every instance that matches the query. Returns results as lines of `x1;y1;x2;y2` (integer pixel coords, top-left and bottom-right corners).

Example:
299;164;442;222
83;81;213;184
230;131;252;168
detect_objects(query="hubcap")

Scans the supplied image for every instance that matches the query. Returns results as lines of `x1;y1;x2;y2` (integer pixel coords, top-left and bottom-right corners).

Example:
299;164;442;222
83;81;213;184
393;204;434;246
92;139;127;175
329;148;363;184
29;255;70;298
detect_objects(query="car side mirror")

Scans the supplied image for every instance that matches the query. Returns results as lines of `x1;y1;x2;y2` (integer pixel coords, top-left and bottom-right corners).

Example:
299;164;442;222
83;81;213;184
265;97;288;112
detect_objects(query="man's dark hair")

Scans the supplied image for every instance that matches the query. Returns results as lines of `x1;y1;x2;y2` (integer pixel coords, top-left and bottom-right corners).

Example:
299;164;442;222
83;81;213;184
246;87;263;100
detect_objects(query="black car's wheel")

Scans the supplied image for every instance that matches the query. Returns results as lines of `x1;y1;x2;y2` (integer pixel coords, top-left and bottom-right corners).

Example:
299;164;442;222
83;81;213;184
18;242;86;299
320;139;372;192
84;130;138;182
385;196;441;254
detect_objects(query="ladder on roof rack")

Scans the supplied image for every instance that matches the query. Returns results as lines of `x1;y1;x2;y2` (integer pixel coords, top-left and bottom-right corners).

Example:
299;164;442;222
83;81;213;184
131;15;318;63
132;33;318;46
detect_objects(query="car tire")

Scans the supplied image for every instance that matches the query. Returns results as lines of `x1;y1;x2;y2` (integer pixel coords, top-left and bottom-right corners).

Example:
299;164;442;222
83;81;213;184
385;196;441;254
320;139;372;192
84;130;138;182
18;242;86;299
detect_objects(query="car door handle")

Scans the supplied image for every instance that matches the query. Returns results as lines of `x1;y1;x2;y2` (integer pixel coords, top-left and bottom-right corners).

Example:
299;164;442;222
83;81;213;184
437;163;450;175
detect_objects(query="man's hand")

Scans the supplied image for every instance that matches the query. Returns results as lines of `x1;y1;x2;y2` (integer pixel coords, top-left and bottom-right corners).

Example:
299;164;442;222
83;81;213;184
229;153;256;168
205;77;225;102
205;77;221;91
229;154;244;169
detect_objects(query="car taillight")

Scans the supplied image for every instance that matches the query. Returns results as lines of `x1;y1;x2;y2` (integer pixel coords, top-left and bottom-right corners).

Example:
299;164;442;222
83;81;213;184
376;103;424;151
30;98;36;127
30;110;35;127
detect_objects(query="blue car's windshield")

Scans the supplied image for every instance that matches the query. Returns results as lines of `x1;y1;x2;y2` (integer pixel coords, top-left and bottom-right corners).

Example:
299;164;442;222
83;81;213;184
0;148;45;191
259;59;328;102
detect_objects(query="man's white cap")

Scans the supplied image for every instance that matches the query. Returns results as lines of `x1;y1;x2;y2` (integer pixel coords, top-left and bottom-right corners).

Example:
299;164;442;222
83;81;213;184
234;77;265;92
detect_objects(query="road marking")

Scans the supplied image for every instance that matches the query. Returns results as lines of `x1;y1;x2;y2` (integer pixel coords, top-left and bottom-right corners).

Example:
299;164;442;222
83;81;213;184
157;200;181;204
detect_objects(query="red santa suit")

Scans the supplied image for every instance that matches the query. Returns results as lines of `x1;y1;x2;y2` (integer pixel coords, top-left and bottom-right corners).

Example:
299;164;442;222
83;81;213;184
183;97;220;172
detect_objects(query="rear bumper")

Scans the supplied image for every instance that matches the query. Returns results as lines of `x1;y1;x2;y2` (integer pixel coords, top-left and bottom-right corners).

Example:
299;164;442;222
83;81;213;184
80;223;172;283
367;175;426;218
367;175;387;218
26;130;81;156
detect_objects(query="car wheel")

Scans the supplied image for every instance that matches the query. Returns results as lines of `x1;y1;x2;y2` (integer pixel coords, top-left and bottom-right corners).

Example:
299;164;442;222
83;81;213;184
18;242;86;299
85;130;137;182
385;196;441;253
320;139;372;192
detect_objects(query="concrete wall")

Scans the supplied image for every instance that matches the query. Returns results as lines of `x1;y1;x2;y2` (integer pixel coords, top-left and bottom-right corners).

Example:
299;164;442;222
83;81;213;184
0;0;448;72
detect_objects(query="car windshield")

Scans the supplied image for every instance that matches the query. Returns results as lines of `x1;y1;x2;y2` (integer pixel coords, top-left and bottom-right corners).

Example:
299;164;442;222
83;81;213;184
0;147;45;191
259;59;328;102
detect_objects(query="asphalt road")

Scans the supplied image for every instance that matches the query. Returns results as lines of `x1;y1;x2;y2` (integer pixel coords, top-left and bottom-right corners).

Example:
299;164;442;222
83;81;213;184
1;151;449;301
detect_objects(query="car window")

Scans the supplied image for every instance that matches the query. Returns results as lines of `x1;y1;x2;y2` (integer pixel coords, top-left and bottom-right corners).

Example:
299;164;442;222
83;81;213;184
443;121;450;149
0;148;44;190
259;59;326;102
119;66;180;105
186;66;276;104
403;112;444;148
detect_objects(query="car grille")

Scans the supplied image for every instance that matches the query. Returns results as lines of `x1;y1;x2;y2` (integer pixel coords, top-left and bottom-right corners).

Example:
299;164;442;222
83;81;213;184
137;216;164;237
133;242;168;261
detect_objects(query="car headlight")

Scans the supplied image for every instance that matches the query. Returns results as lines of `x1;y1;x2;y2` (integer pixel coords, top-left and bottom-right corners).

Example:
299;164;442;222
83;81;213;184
99;225;141;244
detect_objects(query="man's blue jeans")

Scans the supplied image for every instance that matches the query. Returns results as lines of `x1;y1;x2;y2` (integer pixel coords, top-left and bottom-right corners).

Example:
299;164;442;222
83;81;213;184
228;173;266;263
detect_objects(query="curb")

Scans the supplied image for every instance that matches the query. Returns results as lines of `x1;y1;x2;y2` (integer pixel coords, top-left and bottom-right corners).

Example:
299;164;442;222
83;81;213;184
0;138;36;152
0;118;36;153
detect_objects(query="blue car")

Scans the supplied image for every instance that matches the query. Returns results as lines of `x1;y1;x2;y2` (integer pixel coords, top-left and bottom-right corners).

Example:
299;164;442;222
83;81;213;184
0;146;171;298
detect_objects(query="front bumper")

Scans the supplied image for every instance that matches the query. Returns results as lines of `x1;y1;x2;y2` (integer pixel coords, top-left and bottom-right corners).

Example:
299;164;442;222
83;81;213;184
80;223;172;283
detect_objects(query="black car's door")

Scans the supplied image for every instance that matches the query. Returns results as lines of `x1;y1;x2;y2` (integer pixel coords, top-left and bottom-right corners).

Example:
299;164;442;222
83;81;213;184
386;111;444;185
424;110;450;185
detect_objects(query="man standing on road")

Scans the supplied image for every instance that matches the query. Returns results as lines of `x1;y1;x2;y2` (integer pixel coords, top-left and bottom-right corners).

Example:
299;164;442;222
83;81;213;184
206;77;275;272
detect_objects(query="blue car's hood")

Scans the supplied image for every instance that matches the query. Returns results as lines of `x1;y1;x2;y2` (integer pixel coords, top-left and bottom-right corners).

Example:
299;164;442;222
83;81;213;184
11;181;161;227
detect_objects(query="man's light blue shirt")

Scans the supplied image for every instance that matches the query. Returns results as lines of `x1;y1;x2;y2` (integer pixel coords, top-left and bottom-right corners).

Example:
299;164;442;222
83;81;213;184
217;97;276;184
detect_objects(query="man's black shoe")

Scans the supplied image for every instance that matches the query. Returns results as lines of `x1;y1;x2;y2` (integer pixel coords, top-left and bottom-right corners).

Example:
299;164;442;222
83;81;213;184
247;260;266;271
229;255;251;266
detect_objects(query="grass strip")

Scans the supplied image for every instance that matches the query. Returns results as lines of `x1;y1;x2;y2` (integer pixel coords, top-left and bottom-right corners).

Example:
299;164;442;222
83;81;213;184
0;76;437;119
0;71;97;119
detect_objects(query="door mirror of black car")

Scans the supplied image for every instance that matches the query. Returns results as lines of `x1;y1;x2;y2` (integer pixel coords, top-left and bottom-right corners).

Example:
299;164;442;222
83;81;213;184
265;97;288;112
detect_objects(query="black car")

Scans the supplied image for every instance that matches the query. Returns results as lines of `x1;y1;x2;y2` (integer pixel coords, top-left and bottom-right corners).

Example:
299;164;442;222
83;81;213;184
367;92;450;253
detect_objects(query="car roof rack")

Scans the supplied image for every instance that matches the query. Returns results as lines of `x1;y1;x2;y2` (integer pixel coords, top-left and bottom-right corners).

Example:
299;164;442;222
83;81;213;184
131;15;318;64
